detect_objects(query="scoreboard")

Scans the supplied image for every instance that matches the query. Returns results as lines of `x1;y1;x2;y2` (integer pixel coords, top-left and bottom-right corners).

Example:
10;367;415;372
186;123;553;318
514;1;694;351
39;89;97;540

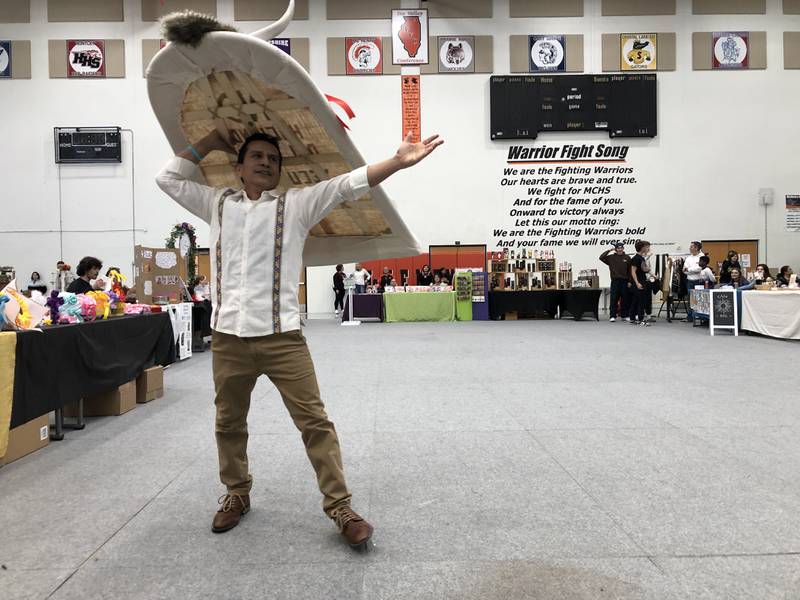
54;127;121;163
490;73;657;140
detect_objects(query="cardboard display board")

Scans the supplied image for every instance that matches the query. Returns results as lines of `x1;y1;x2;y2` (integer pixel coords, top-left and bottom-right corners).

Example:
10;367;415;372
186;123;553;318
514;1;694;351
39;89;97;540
602;0;676;15
49;39;125;78
134;246;183;305
142;0;216;21
693;0;765;13
601;33;676;72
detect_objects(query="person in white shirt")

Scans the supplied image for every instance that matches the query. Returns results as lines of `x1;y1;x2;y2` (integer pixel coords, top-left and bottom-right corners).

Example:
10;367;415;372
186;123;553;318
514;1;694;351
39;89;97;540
352;264;370;294
698;256;716;288
156;128;442;548
683;241;705;321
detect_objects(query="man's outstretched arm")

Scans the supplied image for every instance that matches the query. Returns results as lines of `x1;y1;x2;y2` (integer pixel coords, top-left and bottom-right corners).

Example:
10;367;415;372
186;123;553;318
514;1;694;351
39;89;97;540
367;133;444;188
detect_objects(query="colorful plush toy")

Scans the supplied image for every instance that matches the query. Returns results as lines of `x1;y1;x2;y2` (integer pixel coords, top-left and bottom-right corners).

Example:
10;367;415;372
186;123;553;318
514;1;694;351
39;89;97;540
46;290;64;324
88;290;110;320
124;303;152;315
107;269;127;302
0;294;10;329
78;294;97;322
58;292;83;324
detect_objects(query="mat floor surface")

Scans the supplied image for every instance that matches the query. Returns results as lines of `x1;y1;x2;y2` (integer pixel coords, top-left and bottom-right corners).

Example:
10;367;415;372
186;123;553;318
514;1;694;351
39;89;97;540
2;320;799;599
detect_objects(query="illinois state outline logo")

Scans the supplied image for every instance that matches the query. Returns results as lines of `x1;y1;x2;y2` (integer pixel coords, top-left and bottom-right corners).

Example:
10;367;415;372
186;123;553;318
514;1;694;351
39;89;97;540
392;9;429;65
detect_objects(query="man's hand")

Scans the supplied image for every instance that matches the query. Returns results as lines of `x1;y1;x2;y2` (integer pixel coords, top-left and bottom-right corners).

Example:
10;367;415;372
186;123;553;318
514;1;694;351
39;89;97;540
394;133;444;168
367;133;444;187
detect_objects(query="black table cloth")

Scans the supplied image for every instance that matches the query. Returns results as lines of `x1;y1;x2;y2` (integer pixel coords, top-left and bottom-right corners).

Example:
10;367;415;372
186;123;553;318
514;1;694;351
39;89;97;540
10;313;175;428
489;291;561;320
559;289;602;321
489;290;602;321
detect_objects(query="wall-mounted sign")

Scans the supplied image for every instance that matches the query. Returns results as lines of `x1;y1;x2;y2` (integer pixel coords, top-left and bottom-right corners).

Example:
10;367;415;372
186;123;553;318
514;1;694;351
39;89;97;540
0;42;12;78
401;75;420;143
528;35;565;72
713;32;749;69
67;39;105;78
621;33;657;71
392;9;428;65
270;38;291;55
345;37;382;75
438;36;475;73
786;195;800;232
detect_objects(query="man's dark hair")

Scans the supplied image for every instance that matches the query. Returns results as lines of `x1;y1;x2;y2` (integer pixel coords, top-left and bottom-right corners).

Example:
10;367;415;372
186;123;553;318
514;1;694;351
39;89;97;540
634;239;650;252
57;260;65;266
237;133;282;167
76;256;102;277
699;256;710;266
691;241;702;249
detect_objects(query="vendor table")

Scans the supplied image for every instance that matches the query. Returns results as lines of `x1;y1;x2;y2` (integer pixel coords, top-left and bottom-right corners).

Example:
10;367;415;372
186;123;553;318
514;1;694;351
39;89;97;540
7;314;175;434
342;293;384;322
383;292;456;323
741;290;800;340
559;289;603;321
489;290;601;321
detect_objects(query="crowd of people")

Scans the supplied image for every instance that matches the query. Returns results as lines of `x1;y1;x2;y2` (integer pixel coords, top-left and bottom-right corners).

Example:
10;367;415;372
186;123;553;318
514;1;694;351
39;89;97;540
600;241;797;327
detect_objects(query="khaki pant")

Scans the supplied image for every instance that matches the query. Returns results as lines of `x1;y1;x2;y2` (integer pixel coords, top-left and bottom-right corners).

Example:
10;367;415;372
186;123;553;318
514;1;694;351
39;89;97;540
212;329;351;515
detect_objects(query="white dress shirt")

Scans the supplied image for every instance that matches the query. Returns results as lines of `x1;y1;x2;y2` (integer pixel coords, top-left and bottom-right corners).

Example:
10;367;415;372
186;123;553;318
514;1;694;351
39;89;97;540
156;156;370;337
684;254;704;282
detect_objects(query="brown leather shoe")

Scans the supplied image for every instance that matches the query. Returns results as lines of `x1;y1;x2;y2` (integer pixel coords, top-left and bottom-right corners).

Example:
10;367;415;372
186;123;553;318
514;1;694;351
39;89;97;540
211;493;250;533
330;505;373;550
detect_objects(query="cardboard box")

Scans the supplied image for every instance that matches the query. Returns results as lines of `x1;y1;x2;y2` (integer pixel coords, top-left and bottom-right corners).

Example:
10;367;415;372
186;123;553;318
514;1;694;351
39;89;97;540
136;366;164;404
1;414;50;465
65;381;137;417
134;245;183;305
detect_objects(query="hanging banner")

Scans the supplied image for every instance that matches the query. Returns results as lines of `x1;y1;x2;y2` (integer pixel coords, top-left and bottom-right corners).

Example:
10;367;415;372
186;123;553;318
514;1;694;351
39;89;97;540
345;37;383;75
401;75;420;143
786;195;800;232
528;35;566;72
270;38;291;55
0;41;11;78
67;39;105;78
392;9;429;65
620;33;657;71
712;32;749;69
438;36;475;73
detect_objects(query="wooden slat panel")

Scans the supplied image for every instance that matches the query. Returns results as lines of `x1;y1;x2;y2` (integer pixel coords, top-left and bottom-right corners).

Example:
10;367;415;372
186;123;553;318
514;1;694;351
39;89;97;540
693;0;766;13
327;0;394;20
0;0;29;23
234;0;309;20
510;0;583;17
785;32;800;68
602;0;676;15
141;0;217;22
180;70;393;237
9;41;32;78
749;31;767;69
565;34;584;73
509;35;528;73
48;0;123;22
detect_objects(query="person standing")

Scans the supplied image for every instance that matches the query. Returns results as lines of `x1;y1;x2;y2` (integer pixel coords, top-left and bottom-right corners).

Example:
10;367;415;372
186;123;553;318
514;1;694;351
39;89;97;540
379;267;393;292
683;241;705;322
156;128;442;548
52;261;75;292
417;264;434;286
332;264;346;316
27;272;47;294
629;240;651;327
352;263;370;294
699;256;716;288
719;251;741;284
600;243;631;322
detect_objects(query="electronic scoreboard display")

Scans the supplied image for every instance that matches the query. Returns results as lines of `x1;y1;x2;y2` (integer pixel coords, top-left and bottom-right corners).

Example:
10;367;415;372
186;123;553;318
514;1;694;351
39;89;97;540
490;73;656;140
54;127;122;163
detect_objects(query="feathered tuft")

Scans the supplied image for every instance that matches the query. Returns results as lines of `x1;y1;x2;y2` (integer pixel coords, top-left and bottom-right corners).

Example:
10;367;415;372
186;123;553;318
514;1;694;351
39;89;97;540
161;11;237;48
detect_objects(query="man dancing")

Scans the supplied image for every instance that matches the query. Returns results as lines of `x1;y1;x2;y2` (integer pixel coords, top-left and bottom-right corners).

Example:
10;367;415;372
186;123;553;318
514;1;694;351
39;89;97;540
156;130;442;549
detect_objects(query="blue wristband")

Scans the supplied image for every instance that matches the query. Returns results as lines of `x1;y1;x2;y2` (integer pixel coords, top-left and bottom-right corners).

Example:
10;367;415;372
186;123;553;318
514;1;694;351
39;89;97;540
187;144;203;161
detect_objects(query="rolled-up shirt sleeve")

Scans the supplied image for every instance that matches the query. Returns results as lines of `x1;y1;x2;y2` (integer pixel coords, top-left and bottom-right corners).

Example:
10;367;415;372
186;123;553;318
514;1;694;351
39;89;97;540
296;166;371;231
155;156;216;224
